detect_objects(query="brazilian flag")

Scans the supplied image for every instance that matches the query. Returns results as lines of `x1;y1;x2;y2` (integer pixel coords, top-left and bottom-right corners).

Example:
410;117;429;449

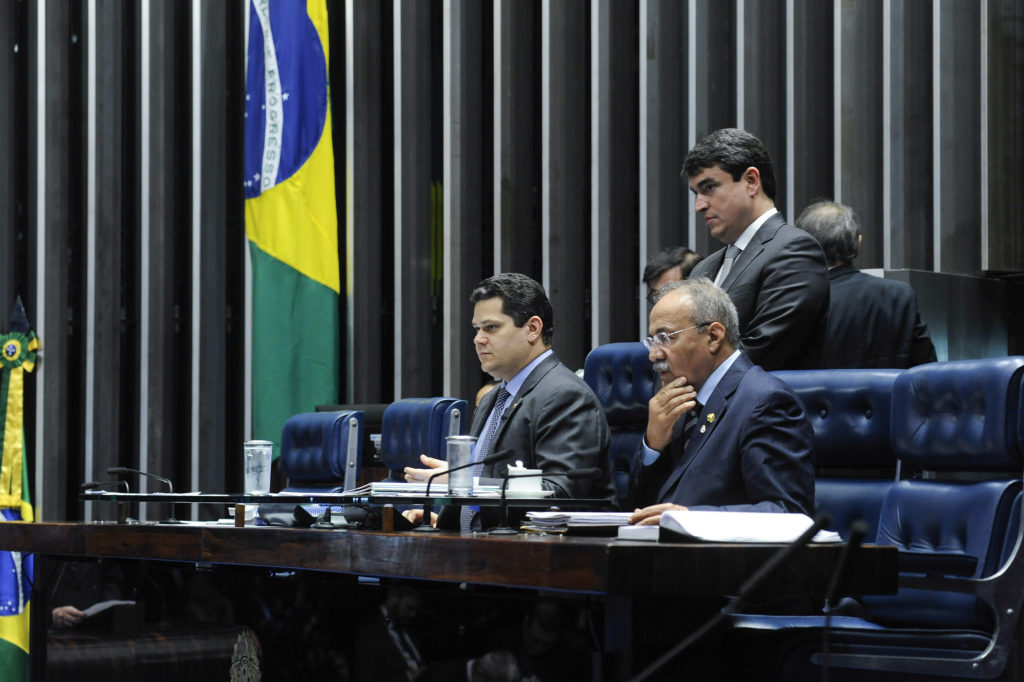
245;0;340;458
0;298;38;681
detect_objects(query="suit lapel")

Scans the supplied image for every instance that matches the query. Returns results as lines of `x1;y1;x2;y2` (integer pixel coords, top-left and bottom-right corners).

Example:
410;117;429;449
480;353;559;474
721;213;784;291
656;355;752;502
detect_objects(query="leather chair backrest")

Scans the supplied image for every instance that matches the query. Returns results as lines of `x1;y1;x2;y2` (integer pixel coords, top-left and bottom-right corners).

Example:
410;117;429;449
774;368;902;542
892;356;1024;471
583;342;657;506
379;397;468;476
859;357;1024;629
280;411;364;493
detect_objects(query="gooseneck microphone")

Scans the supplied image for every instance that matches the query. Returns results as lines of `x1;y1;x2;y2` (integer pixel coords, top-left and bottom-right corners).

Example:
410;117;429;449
80;479;130;493
631;511;832;682
107;466;181;524
489;467;603;535
412;449;514;533
821;519;869;682
107;466;174;493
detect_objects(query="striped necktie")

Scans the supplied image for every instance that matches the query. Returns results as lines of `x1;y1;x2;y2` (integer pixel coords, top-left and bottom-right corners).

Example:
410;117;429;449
461;387;510;531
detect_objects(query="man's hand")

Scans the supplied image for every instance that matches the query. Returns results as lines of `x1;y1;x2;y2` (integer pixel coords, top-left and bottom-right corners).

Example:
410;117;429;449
628;502;688;526
401;508;439;526
646;377;698;452
404;454;447;483
52;605;85;629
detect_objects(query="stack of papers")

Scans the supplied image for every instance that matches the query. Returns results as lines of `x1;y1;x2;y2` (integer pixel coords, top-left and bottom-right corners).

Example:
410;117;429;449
365;481;501;497
524;511;633;532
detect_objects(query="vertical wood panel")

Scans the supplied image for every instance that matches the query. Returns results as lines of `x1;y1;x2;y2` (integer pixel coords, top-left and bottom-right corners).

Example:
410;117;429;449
591;0;639;346
346;0;387;402
494;0;540;276
640;0;688;336
542;0;589;371
888;0;934;270
839;1;883;266
936;0;980;274
394;0;439;397
986;0;1024;274
790;0;833;221
443;0;487;402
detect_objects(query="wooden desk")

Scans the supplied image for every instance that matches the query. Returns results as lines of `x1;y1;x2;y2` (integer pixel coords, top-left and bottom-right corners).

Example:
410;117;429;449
0;522;897;680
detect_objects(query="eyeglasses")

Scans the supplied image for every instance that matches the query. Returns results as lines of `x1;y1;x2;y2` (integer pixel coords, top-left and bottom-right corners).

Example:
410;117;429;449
642;323;710;351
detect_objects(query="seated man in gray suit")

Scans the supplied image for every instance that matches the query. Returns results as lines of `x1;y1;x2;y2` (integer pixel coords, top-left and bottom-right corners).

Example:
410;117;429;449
404;273;614;531
628;277;814;525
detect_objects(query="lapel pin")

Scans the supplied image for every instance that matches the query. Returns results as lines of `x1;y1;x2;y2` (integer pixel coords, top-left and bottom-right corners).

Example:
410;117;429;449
699;424;707;434
706;413;715;423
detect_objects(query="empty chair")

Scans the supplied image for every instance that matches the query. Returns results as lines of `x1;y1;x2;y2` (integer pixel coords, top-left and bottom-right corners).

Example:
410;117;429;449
773;368;901;541
279;410;365;494
379;397;467;480
583;342;657;508
730;356;1024;682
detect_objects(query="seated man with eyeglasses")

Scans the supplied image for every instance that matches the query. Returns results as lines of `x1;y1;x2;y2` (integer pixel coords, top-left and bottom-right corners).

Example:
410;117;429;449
627;277;814;525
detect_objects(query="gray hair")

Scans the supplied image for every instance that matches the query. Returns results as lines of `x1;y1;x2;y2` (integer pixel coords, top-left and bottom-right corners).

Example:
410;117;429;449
659;277;741;347
796;199;861;265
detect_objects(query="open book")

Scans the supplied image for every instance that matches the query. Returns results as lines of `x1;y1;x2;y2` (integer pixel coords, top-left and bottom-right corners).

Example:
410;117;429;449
617;511;842;543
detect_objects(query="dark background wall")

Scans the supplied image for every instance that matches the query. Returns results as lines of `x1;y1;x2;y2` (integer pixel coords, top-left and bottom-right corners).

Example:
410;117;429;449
2;0;1021;521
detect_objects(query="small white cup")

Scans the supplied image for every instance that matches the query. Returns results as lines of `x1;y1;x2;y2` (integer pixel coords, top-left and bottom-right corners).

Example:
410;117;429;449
506;464;543;493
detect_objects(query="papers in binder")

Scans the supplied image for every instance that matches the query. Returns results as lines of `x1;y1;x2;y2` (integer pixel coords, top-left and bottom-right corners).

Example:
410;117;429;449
658;510;842;543
82;599;137;618
525;511;632;530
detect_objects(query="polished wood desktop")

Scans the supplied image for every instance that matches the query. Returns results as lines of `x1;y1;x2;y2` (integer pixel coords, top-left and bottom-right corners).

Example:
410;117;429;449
0;519;896;680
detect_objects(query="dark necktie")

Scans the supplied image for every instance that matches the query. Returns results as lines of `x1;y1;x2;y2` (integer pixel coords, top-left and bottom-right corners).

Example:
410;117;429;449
674;403;703;466
714;244;740;287
461;387;510;531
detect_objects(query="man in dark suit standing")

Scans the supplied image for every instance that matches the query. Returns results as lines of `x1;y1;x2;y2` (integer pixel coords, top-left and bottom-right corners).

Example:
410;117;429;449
628;277;814;524
685;128;829;370
796;199;937;369
404;273;614;531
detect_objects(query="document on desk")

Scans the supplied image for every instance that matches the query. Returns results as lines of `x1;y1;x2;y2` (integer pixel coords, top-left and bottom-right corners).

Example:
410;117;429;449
366;481;500;497
616;511;842;543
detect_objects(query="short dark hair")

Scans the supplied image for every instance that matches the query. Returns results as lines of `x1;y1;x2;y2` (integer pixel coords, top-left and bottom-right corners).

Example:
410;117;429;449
642;247;704;288
682;128;777;200
795;199;861;265
470;273;554;345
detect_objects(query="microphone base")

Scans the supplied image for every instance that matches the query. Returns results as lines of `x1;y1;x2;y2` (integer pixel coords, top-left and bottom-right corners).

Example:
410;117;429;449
488;526;518;535
412;524;440;533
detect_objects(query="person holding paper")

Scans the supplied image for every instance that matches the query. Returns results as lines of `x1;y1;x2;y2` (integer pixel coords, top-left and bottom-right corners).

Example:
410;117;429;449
628;277;814;525
403;273;615;531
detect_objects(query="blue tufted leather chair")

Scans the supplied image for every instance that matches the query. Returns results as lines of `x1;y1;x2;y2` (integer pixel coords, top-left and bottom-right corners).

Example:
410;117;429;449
729;357;1024;681
773;369;901;542
378;397;467;479
583;342;657;508
279;411;365;494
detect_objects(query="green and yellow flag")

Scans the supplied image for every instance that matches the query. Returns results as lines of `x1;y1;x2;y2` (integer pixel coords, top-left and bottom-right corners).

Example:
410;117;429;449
0;298;38;681
244;0;340;456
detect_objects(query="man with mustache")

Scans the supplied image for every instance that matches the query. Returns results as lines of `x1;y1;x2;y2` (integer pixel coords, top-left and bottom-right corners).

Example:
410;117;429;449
684;128;829;371
627;277;814;525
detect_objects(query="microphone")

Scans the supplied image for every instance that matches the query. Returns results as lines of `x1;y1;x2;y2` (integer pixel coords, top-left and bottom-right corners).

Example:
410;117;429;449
411;449;514;533
107;466;174;493
631;511;832;682
489;467;603;535
107;466;181;524
820;519;869;682
80;480;129;493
